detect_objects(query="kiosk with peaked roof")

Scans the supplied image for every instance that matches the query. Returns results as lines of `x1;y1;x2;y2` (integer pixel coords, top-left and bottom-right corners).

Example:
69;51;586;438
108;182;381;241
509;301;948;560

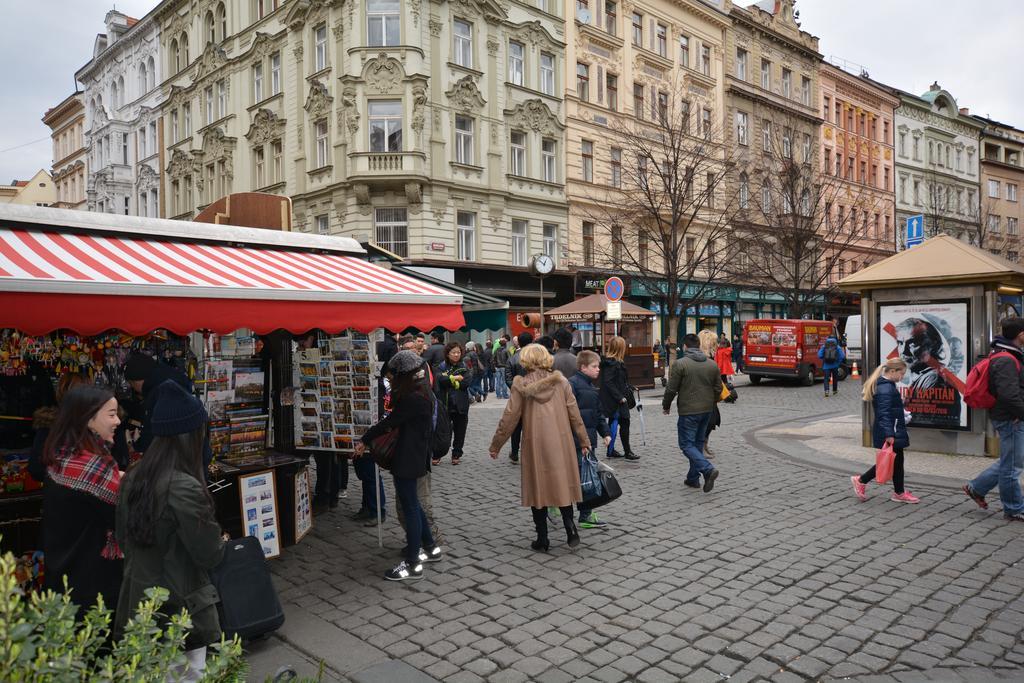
839;235;1024;456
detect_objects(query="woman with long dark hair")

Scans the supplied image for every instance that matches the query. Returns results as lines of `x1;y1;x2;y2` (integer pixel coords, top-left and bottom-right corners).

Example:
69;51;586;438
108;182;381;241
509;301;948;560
115;380;225;680
599;336;638;460
357;351;439;581
436;341;472;465
41;384;124;615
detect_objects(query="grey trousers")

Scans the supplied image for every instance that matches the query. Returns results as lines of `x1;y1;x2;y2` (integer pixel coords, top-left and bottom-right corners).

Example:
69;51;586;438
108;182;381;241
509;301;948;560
396;472;443;545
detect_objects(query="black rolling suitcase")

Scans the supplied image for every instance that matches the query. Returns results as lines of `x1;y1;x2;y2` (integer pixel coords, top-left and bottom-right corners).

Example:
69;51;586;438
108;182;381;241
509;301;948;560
210;536;285;640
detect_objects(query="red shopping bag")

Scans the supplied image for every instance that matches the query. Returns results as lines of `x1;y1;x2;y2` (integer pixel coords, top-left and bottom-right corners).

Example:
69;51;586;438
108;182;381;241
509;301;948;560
875;444;895;484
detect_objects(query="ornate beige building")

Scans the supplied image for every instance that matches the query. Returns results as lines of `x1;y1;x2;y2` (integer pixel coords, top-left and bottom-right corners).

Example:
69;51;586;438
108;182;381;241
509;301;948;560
42;93;89;210
154;0;569;307
974;115;1024;261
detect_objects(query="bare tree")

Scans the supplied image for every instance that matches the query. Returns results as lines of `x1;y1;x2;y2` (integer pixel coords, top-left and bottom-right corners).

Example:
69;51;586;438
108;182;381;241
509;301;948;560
577;81;741;346
725;114;892;319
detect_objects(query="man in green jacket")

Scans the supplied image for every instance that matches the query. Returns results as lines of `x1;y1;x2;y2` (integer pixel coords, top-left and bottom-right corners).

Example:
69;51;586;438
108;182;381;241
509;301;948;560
662;333;723;492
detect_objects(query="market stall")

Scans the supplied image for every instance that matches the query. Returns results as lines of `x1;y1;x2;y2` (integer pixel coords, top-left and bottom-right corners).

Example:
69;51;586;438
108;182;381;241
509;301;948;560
0;205;463;561
544;293;656;388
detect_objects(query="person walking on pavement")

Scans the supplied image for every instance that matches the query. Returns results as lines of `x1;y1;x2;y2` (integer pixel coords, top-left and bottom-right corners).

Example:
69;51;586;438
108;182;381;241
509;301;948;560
849;357;919;504
600;336;639;461
715;338;735;385
463;341;484;403
552;327;578;378
699;330;723;458
480;340;494;396
505;331;533;462
421;331;446;369
964;318;1024;521
358;351;441;581
569;351;612;530
663;333;723;492
489;345;591;551
493;339;511;399
436;342;472;465
819;335;846;397
732;334;744;374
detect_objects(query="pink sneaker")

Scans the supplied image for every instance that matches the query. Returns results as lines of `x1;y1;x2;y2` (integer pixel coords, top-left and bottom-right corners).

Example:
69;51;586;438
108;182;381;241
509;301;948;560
891;491;920;504
851;475;866;501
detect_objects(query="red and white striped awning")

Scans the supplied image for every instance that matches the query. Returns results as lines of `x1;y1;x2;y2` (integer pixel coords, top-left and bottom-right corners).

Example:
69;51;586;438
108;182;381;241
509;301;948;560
0;227;464;335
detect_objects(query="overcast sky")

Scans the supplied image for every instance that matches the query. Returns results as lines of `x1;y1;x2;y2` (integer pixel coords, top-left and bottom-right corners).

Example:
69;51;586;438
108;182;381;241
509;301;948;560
1;1;1022;183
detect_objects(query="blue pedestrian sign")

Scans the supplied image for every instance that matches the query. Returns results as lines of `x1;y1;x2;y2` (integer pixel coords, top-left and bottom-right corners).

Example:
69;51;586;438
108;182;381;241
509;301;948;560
906;214;924;248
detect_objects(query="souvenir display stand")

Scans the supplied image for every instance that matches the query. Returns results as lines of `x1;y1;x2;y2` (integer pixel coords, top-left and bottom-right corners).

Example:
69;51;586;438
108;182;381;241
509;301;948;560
0;205;466;565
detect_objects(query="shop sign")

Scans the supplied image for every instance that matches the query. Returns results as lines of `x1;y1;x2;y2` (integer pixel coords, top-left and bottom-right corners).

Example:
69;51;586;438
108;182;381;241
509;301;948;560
428;242;446;252
578;273;630;293
685;304;733;316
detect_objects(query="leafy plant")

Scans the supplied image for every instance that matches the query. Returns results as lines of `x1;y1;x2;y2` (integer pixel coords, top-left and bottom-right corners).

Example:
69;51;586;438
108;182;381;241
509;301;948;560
0;547;247;681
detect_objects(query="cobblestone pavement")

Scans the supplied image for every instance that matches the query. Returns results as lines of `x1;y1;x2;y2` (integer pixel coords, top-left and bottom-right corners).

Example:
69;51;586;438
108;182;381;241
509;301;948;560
260;376;1024;682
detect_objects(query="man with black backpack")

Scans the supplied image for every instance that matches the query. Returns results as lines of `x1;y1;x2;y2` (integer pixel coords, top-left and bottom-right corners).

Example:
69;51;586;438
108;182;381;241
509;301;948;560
964;317;1024;522
818;335;846;397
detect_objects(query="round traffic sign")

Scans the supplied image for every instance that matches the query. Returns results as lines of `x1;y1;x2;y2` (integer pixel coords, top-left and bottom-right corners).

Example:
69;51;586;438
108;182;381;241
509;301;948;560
604;276;624;302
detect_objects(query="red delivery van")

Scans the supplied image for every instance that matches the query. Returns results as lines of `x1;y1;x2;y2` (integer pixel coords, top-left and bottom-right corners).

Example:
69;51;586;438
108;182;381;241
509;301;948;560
743;319;844;386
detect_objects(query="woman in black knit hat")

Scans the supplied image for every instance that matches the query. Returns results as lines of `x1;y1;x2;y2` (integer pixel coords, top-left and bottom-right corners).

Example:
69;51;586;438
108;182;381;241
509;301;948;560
115;380;225;681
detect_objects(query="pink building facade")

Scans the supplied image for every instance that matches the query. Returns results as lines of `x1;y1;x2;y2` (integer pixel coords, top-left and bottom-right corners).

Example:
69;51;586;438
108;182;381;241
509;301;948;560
819;63;899;280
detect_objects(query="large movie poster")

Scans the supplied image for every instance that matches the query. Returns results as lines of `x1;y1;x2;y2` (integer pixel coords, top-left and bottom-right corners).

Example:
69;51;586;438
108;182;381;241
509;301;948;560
878;301;969;430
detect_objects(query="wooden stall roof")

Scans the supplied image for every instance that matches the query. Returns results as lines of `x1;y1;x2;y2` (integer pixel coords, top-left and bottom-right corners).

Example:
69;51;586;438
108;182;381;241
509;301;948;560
837;234;1024;292
545;293;655;320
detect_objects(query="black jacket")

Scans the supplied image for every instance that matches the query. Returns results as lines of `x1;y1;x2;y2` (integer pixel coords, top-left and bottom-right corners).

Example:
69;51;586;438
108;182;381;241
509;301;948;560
479;346;493;371
598;357;630;419
422;343;446;368
988;338;1024;422
568;372;609;449
872;377;909;449
506;349;527;388
361;391;433;480
437;361;473;415
377;335;398;366
494;346;510;369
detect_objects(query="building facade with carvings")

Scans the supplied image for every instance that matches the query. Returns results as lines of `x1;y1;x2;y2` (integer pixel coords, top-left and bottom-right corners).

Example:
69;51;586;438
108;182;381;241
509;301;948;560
564;0;730;337
725;0;822;321
77;9;164;217
42;93;89;210
818;62;898;279
892;83;983;247
153;0;569;316
972;115;1024;261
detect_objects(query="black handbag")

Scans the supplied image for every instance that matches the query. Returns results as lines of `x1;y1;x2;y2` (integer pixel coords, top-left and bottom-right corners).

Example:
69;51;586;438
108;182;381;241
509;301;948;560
582;467;623;510
369;429;398;470
625;384;638;410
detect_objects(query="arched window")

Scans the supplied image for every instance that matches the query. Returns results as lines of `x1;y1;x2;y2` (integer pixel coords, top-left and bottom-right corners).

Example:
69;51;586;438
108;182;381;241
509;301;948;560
138;62;147;93
205;11;215;44
180;32;190;66
117;76;125;107
171;38;179;72
739;172;749;209
147;56;155;90
217;3;227;41
110;81;118;109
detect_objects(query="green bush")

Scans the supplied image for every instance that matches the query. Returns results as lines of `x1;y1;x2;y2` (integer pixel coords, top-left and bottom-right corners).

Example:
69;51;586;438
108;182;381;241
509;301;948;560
0;548;247;681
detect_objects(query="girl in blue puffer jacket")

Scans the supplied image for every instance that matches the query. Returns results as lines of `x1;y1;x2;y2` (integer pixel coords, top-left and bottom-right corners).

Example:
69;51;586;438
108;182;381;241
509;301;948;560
850;357;920;504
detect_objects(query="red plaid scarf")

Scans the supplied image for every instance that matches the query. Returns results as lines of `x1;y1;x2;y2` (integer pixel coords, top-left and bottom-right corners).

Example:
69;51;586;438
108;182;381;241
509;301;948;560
47;446;122;506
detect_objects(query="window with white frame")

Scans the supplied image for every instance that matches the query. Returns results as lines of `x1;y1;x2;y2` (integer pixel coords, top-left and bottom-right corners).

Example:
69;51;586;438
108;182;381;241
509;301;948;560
508;41;524;85
576;63;589;101
315;119;329;167
171;110;179;143
255;147;265;187
736;48;747;80
610;147;621;187
989;214;1001;233
368;0;400;47
253;64;263;103
272;140;282;182
511;219;528;267
457;211;476;260
270;53;281;95
656;24;667;57
454;19;473;68
989;179;1001;198
604;1;616;35
455;115;473;164
739;172;749;209
583;221;594;266
581;139;593;182
542;138;556;182
183;102;192;136
1009;183;1018;202
138;127;146;158
375;207;408;256
736;111;748;146
761;59;770;89
801;76;810;105
316;214;329;235
700;45;710;75
205;86;213;123
802;133;812;163
369;100;402;152
510;131;527;176
631;12;642;47
761;180;771;212
606;73;618;110
543;223;557;264
1010;217;1019;235
217;79;227;118
781;68;791;98
314;24;327;71
762;119;771;152
540;52;555;95
679;35;689;67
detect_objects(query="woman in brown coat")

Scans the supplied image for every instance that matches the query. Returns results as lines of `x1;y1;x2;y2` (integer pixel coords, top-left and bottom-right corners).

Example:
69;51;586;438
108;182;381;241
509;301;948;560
489;344;591;551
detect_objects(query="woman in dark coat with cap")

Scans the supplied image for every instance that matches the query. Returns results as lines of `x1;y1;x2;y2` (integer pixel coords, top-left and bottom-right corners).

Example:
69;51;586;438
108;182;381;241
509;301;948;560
116;380;225;680
357;351;439;582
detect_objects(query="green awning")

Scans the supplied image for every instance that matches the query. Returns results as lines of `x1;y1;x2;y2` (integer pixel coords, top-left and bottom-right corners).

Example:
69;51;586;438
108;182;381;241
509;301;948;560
393;266;508;331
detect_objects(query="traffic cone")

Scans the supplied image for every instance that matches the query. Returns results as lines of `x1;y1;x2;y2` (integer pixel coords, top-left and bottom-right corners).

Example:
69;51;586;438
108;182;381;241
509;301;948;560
851;362;860;379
